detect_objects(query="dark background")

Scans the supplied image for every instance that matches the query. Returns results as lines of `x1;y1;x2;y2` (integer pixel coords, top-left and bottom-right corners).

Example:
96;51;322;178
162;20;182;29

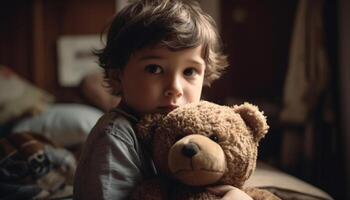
0;0;347;199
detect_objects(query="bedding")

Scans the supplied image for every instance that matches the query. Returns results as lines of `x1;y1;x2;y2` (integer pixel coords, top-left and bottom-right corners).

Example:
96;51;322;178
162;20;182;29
0;132;76;200
12;103;103;147
0;102;102;199
245;162;334;200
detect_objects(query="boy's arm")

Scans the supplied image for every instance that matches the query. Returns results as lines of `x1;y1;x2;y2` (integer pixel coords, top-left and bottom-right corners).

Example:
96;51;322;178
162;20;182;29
131;178;169;200
74;130;144;200
207;185;253;200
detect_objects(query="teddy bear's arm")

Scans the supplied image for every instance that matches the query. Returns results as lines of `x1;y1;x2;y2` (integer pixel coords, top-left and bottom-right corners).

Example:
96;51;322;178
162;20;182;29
244;187;281;200
131;178;169;200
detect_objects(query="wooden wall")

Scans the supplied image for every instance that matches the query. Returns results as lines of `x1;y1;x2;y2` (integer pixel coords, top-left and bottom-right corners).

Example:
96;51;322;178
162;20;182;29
203;0;297;105
0;0;116;102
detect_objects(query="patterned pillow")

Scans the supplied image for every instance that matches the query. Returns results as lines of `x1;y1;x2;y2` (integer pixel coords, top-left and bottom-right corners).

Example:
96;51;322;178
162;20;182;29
0;66;54;124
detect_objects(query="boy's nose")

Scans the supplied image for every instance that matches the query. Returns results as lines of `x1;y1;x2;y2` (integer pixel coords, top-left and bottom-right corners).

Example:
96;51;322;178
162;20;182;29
164;76;183;98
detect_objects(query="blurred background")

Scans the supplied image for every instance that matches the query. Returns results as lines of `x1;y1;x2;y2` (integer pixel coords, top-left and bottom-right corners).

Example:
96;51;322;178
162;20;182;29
0;0;349;199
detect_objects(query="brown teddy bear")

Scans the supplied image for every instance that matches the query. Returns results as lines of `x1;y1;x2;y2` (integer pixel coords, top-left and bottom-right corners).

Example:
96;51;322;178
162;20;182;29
132;101;280;200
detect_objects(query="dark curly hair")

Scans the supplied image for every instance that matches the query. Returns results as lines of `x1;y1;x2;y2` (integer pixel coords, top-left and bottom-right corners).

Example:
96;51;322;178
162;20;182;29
95;0;228;88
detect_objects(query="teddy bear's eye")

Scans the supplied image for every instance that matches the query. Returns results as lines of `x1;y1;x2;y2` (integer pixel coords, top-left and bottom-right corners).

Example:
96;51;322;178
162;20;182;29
209;134;219;143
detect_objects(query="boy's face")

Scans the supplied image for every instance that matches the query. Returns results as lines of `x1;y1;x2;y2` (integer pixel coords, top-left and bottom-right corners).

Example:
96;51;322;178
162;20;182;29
118;45;205;116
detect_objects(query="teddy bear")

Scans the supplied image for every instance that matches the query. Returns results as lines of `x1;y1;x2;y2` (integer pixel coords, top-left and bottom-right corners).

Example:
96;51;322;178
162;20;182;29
132;101;280;200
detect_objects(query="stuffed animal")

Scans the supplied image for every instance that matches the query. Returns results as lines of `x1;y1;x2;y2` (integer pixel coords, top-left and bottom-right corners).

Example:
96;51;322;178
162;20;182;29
132;101;280;200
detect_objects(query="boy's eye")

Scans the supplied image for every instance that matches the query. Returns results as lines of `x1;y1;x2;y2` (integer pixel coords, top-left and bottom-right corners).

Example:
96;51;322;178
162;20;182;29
183;68;197;77
145;64;163;74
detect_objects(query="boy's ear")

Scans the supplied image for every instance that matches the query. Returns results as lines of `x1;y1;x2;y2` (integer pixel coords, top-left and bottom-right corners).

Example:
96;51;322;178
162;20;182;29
108;69;121;81
107;69;122;95
136;113;165;146
233;102;269;142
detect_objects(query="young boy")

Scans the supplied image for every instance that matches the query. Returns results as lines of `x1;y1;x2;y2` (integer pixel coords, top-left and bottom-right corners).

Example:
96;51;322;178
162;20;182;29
74;0;252;199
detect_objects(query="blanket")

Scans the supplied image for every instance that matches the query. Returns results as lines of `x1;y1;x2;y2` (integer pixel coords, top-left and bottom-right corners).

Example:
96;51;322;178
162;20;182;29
0;132;76;199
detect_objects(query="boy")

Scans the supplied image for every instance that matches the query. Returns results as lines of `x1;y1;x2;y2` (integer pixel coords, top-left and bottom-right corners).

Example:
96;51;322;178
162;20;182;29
74;0;252;199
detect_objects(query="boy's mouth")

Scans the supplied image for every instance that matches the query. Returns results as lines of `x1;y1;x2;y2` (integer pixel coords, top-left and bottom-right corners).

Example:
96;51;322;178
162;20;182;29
157;105;179;113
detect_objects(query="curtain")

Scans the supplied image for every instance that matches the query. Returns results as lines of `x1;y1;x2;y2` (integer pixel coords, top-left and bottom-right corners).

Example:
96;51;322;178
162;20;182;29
279;0;341;197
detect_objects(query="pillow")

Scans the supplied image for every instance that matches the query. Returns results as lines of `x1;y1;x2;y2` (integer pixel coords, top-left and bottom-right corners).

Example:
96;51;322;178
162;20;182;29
12;104;103;147
80;72;120;112
245;161;334;200
0;65;54;124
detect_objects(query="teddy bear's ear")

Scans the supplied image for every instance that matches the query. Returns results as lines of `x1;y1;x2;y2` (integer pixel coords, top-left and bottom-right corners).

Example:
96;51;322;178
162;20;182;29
136;113;164;146
233;102;269;142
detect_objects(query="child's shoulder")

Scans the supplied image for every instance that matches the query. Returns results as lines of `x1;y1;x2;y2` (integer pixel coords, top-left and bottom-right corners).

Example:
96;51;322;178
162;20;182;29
89;108;139;142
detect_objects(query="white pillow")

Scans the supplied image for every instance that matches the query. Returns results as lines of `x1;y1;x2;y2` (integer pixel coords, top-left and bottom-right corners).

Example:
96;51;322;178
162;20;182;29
12;104;103;147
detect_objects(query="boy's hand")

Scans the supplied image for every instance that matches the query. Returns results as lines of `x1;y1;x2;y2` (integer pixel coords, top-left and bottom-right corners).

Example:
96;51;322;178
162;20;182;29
206;185;253;200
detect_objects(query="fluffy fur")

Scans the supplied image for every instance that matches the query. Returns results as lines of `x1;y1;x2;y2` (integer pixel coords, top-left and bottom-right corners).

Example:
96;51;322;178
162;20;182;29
132;101;280;200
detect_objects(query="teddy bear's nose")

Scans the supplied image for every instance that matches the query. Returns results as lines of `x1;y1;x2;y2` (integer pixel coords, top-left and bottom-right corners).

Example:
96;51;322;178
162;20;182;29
182;143;199;158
